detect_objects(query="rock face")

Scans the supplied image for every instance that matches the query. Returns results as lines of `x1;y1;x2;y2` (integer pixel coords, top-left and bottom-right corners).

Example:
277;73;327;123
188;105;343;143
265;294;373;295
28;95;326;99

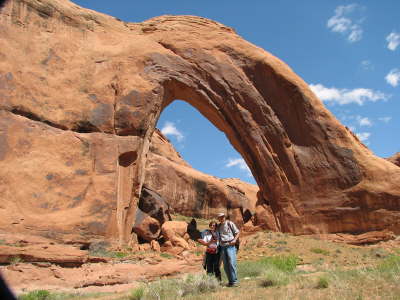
387;153;400;167
145;130;260;227
0;0;399;245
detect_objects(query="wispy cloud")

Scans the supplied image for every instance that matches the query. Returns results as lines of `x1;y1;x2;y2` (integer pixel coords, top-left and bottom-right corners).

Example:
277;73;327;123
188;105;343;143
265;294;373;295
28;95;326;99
356;116;372;127
356;132;371;143
310;83;390;105
361;60;374;70
160;121;184;142
385;69;400;87
225;158;252;177
378;116;392;123
386;32;400;51
327;4;364;43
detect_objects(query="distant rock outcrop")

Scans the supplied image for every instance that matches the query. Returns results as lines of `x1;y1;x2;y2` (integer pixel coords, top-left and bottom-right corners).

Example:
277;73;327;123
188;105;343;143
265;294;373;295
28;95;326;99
0;0;399;245
387;153;400;167
145;129;261;227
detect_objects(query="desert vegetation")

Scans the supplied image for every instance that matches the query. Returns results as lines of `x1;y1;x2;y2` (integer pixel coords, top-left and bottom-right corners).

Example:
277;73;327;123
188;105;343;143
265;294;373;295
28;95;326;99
15;230;400;300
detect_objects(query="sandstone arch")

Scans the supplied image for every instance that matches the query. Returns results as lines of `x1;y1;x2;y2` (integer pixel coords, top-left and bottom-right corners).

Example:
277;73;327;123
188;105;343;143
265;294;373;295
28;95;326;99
0;0;399;245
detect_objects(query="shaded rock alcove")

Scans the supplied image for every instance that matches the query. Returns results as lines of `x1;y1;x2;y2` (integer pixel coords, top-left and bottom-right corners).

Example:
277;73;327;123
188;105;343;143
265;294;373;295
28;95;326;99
0;0;399;246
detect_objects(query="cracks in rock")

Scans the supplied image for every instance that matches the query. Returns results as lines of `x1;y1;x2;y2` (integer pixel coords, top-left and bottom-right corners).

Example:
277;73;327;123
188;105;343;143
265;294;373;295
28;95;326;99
71;120;101;133
110;80;120;135
9;107;68;130
2;108;109;135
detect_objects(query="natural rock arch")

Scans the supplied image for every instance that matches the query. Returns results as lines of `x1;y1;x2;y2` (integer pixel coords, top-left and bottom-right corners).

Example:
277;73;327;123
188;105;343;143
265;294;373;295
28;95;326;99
114;17;400;243
0;0;399;245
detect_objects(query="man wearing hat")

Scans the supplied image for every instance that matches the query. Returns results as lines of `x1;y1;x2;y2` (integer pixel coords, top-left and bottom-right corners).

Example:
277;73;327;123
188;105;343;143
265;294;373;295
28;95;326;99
216;212;240;287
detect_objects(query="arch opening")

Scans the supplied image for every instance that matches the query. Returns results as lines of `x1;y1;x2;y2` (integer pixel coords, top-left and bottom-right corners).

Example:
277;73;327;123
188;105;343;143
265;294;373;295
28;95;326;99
129;97;277;245
157;99;256;184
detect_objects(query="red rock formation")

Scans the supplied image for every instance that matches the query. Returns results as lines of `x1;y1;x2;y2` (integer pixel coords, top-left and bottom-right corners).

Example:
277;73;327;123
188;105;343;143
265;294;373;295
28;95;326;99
387;153;400;167
0;0;399;246
146;129;260;226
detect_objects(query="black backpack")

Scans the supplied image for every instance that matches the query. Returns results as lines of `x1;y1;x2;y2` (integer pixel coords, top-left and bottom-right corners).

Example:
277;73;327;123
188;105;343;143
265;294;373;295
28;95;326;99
219;221;240;252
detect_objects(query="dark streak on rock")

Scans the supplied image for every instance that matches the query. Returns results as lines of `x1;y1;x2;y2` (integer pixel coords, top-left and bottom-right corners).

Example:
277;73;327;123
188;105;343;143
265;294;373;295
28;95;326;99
69;180;93;208
0;127;9;161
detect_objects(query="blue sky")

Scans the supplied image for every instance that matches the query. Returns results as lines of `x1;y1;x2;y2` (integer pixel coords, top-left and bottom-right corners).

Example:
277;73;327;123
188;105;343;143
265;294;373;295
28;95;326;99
73;1;399;184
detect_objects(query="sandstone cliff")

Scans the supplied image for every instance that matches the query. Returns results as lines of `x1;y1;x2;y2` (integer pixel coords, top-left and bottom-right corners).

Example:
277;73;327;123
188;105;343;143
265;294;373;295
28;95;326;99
0;0;399;245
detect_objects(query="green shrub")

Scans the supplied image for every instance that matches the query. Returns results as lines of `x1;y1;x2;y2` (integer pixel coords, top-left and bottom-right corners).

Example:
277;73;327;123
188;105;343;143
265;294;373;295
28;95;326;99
263;255;299;272
237;260;266;278
9;256;23;265
18;290;51;300
160;252;173;259
129;286;145;300
377;255;400;274
113;251;128;258
180;274;220;296
275;240;287;245
310;248;330;256
315;276;329;289
144;273;219;299
259;268;290;287
237;255;299;280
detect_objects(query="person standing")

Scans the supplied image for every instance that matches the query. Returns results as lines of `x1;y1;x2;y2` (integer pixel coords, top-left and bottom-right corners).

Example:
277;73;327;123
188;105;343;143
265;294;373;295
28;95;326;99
216;212;240;287
197;221;222;281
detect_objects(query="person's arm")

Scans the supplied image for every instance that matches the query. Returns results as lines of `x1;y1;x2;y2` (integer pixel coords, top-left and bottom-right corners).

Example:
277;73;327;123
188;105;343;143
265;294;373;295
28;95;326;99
197;238;210;246
197;231;212;246
229;222;240;245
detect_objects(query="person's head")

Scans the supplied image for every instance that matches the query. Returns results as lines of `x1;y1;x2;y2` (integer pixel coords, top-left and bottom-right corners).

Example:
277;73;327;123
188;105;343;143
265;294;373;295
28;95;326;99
209;221;217;231
217;212;226;223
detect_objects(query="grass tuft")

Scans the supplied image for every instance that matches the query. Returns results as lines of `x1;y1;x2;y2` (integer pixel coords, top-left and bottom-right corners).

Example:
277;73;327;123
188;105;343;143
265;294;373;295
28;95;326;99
310;248;330;256
237;255;299;279
260;268;290;287
129;286;145;300
315;276;329;289
9;256;23;265
133;273;220;300
18;290;51;300
160;252;173;259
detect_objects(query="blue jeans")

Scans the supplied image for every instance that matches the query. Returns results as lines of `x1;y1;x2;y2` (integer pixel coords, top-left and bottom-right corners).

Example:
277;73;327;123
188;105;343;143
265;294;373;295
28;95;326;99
219;245;238;284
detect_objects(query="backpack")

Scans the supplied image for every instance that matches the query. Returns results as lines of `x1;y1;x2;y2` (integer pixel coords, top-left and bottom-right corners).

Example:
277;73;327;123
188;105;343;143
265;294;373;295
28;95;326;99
227;221;240;252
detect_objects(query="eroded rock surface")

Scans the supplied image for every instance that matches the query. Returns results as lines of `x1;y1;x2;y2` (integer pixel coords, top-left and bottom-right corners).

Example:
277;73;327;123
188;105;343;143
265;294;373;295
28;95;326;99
388;153;400;167
145;130;260;227
0;0;399;245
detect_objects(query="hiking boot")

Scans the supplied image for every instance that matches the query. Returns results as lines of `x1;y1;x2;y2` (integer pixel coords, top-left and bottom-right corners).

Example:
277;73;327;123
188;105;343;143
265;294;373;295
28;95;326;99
228;282;240;287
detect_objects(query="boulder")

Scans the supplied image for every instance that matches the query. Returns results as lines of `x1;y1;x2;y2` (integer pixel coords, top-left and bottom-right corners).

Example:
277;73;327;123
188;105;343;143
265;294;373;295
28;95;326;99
132;213;161;242
138;185;171;224
161;221;190;249
150;240;161;252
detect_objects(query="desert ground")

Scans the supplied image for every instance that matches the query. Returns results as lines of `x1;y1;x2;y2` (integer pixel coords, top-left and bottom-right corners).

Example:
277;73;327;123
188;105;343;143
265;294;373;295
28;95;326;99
3;216;400;300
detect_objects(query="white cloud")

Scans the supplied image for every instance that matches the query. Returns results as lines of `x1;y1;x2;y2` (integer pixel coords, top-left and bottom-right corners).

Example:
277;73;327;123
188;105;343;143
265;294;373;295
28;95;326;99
385;69;400;87
378;116;392;123
357;116;372;127
356;132;371;142
160;121;184;142
386;32;400;51
225;158;252;177
327;4;364;43
361;60;374;70
310;83;390;105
